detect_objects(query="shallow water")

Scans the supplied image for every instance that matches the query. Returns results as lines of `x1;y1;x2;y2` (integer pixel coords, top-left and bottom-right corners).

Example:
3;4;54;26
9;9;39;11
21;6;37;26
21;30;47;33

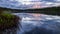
1;13;60;34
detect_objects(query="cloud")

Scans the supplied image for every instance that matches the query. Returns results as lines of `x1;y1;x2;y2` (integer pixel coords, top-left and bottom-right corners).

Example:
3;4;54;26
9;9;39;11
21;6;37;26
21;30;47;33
41;0;55;2
36;0;60;8
54;0;60;2
46;2;60;7
0;0;60;9
20;0;60;8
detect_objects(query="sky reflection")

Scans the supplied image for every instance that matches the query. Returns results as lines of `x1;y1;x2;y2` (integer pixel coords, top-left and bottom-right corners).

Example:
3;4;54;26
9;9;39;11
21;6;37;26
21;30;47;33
12;13;60;34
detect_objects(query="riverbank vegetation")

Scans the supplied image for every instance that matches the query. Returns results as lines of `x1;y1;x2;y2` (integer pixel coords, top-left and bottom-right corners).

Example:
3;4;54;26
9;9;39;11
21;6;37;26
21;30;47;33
0;10;20;30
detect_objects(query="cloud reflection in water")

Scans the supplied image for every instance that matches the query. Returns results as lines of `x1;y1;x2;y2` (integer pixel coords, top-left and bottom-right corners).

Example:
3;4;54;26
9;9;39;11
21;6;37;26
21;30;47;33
12;13;60;34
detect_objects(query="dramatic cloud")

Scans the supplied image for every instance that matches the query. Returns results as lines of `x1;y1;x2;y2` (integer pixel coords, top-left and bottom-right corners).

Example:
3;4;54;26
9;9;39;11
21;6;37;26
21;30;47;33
0;0;60;9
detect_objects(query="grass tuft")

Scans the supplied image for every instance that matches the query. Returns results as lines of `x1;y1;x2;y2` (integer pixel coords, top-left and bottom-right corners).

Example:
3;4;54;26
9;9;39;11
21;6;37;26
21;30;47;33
0;13;20;30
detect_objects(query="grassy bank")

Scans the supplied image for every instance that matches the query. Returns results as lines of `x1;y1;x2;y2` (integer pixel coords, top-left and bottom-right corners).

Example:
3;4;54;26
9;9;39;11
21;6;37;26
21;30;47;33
0;13;20;30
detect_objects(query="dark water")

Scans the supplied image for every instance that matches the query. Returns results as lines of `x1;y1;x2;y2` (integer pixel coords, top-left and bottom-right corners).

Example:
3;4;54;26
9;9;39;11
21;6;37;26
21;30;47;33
1;13;60;34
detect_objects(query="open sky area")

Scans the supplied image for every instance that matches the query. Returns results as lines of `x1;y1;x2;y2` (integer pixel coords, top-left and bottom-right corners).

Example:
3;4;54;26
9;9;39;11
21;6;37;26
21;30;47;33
0;0;60;9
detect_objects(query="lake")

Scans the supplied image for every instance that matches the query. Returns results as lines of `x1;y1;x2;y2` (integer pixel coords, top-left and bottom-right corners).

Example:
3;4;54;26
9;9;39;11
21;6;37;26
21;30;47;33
1;13;60;34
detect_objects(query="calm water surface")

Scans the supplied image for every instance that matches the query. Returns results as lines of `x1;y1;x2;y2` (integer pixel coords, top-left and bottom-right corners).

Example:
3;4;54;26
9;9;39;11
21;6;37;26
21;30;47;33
1;13;60;34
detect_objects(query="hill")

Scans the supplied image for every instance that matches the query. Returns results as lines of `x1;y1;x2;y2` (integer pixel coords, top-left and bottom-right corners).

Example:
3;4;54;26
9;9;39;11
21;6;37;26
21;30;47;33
0;6;60;15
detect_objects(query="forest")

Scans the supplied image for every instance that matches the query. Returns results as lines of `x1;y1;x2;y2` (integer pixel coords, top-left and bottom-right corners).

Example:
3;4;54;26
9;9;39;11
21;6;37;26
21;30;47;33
0;6;60;15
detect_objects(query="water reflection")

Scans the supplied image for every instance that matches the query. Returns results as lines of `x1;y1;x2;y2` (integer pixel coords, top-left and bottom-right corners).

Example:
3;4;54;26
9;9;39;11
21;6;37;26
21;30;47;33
17;13;60;34
1;13;60;34
0;27;17;34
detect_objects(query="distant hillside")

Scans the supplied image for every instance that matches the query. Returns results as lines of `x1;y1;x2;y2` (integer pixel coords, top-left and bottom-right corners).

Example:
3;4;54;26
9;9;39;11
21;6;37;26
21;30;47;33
22;6;60;15
0;6;60;15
